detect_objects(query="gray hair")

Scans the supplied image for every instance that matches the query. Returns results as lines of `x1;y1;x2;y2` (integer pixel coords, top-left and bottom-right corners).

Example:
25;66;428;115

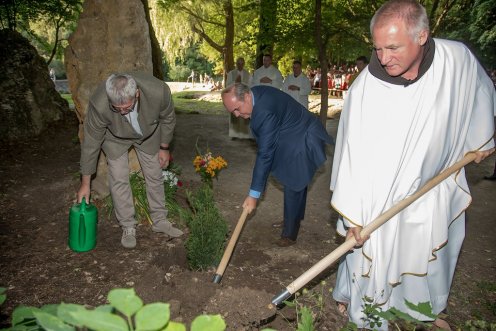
370;0;429;40
221;82;251;101
105;73;138;105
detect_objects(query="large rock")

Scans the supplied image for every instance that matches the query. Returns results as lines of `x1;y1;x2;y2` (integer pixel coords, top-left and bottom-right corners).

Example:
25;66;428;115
65;0;154;198
0;29;69;142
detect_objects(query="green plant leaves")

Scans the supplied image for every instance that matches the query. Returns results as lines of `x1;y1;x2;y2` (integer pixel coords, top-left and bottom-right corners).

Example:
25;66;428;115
404;300;436;319
33;311;75;331
190;314;226;331
57;303;86;327
0;287;6;306
108;288;143;318
164;321;187;331
70;309;128;331
135;303;170;331
12;306;40;325
296;307;314;331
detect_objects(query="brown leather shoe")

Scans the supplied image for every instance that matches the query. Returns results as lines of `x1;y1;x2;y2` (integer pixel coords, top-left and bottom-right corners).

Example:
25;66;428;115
272;221;284;229
275;237;296;247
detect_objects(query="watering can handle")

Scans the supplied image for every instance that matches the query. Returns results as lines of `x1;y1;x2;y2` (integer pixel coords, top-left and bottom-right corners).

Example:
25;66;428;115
80;197;87;211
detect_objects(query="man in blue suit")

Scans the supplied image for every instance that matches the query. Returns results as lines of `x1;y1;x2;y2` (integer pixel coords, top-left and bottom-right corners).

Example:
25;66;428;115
221;83;333;246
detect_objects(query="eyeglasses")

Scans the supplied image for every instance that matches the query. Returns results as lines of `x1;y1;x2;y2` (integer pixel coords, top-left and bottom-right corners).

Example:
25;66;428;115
109;97;137;113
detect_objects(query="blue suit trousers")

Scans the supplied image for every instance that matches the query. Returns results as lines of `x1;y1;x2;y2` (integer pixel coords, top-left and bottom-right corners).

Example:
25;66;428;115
282;186;308;240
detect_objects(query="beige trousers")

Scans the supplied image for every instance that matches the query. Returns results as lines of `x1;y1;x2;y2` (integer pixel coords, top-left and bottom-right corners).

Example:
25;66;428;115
107;149;167;228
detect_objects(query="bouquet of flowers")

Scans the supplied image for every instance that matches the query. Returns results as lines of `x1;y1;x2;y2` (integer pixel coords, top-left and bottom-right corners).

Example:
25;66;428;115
162;158;183;189
162;156;183;216
193;140;227;186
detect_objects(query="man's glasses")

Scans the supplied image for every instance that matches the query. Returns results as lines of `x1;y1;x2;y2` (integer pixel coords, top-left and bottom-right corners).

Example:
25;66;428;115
109;97;137;113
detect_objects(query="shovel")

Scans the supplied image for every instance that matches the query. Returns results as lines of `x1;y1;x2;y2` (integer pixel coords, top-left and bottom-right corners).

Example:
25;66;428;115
213;208;250;283
271;152;477;306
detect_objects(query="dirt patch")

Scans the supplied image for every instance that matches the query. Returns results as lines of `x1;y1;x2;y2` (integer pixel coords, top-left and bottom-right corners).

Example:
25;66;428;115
0;105;495;330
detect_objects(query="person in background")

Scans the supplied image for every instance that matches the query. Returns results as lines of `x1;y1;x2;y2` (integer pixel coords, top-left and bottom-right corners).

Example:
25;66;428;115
251;54;283;89
77;72;184;249
348;56;369;87
221;83;333;247
330;0;495;329
227;57;253;139
282;60;312;109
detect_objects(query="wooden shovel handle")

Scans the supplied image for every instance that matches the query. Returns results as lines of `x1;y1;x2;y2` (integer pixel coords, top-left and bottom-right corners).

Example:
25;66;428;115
213;208;250;283
283;152;477;297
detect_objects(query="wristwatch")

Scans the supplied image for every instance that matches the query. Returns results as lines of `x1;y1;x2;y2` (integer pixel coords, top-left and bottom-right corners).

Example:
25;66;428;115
160;146;170;151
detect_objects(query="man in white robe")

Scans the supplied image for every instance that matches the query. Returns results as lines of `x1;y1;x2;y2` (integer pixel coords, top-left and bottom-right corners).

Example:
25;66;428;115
227;57;252;139
282;60;312;109
330;0;495;329
251;54;283;89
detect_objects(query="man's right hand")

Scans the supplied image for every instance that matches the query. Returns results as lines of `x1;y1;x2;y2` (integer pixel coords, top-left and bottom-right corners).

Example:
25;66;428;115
346;226;369;247
77;175;91;203
242;196;257;214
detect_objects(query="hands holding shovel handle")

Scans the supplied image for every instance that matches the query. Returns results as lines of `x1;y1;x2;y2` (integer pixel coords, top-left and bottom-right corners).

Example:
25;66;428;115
271;152;479;306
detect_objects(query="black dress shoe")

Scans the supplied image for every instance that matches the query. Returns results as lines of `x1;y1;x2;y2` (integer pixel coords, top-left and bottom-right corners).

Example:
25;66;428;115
272;221;284;229
484;174;496;181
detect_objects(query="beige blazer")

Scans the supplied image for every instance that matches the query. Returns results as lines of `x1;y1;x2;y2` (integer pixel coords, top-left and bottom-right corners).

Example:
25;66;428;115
80;72;175;175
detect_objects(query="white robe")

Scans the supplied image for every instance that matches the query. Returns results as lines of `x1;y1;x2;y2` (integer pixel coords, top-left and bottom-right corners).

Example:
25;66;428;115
251;65;283;89
282;73;312;109
227;69;253;139
226;69;251;86
330;39;495;329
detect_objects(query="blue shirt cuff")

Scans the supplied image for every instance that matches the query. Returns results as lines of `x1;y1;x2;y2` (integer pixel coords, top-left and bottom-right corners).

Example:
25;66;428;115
249;189;261;199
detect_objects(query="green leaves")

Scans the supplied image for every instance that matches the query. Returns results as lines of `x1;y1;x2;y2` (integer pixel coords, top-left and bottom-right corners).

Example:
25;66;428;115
2;287;228;331
33;311;75;331
0;287;6;305
135;303;170;331
70;309;129;331
190;315;226;331
108;288;144;318
296;306;314;331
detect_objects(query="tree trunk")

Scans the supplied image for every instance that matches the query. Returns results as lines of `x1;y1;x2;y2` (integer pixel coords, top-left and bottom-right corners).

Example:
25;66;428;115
314;0;328;125
141;0;164;80
223;0;235;87
255;0;277;69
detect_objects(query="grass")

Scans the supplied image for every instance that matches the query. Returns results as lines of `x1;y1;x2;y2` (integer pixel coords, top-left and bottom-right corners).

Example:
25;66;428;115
172;91;225;115
58;90;226;115
60;93;74;108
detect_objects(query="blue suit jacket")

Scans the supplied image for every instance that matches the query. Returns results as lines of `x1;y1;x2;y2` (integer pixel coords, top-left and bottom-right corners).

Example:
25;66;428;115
249;86;333;192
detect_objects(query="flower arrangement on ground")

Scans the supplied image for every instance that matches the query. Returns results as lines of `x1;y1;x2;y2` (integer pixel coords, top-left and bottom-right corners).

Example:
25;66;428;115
193;139;227;186
162;157;183;216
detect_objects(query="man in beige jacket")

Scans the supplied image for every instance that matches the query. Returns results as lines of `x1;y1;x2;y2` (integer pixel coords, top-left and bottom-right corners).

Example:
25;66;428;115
77;72;183;249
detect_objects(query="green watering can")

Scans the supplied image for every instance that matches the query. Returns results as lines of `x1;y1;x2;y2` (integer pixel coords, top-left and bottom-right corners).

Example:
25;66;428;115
69;197;98;252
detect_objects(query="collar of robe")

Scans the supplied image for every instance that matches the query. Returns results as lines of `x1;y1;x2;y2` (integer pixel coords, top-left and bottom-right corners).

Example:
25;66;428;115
368;37;435;87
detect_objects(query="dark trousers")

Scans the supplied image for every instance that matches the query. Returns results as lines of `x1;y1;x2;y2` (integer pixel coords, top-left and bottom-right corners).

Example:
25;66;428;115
281;186;308;240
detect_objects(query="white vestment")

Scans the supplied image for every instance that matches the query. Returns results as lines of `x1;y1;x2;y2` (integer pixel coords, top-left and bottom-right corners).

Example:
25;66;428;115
226;69;252;139
282;73;312;109
330;39;495;329
251;65;283;89
226;69;251;86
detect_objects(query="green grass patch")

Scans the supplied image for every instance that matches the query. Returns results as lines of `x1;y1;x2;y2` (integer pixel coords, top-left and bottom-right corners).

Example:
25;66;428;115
172;91;225;115
60;93;74;107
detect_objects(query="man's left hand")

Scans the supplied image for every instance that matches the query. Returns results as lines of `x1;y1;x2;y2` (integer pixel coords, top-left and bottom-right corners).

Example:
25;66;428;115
159;149;171;168
474;148;495;163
